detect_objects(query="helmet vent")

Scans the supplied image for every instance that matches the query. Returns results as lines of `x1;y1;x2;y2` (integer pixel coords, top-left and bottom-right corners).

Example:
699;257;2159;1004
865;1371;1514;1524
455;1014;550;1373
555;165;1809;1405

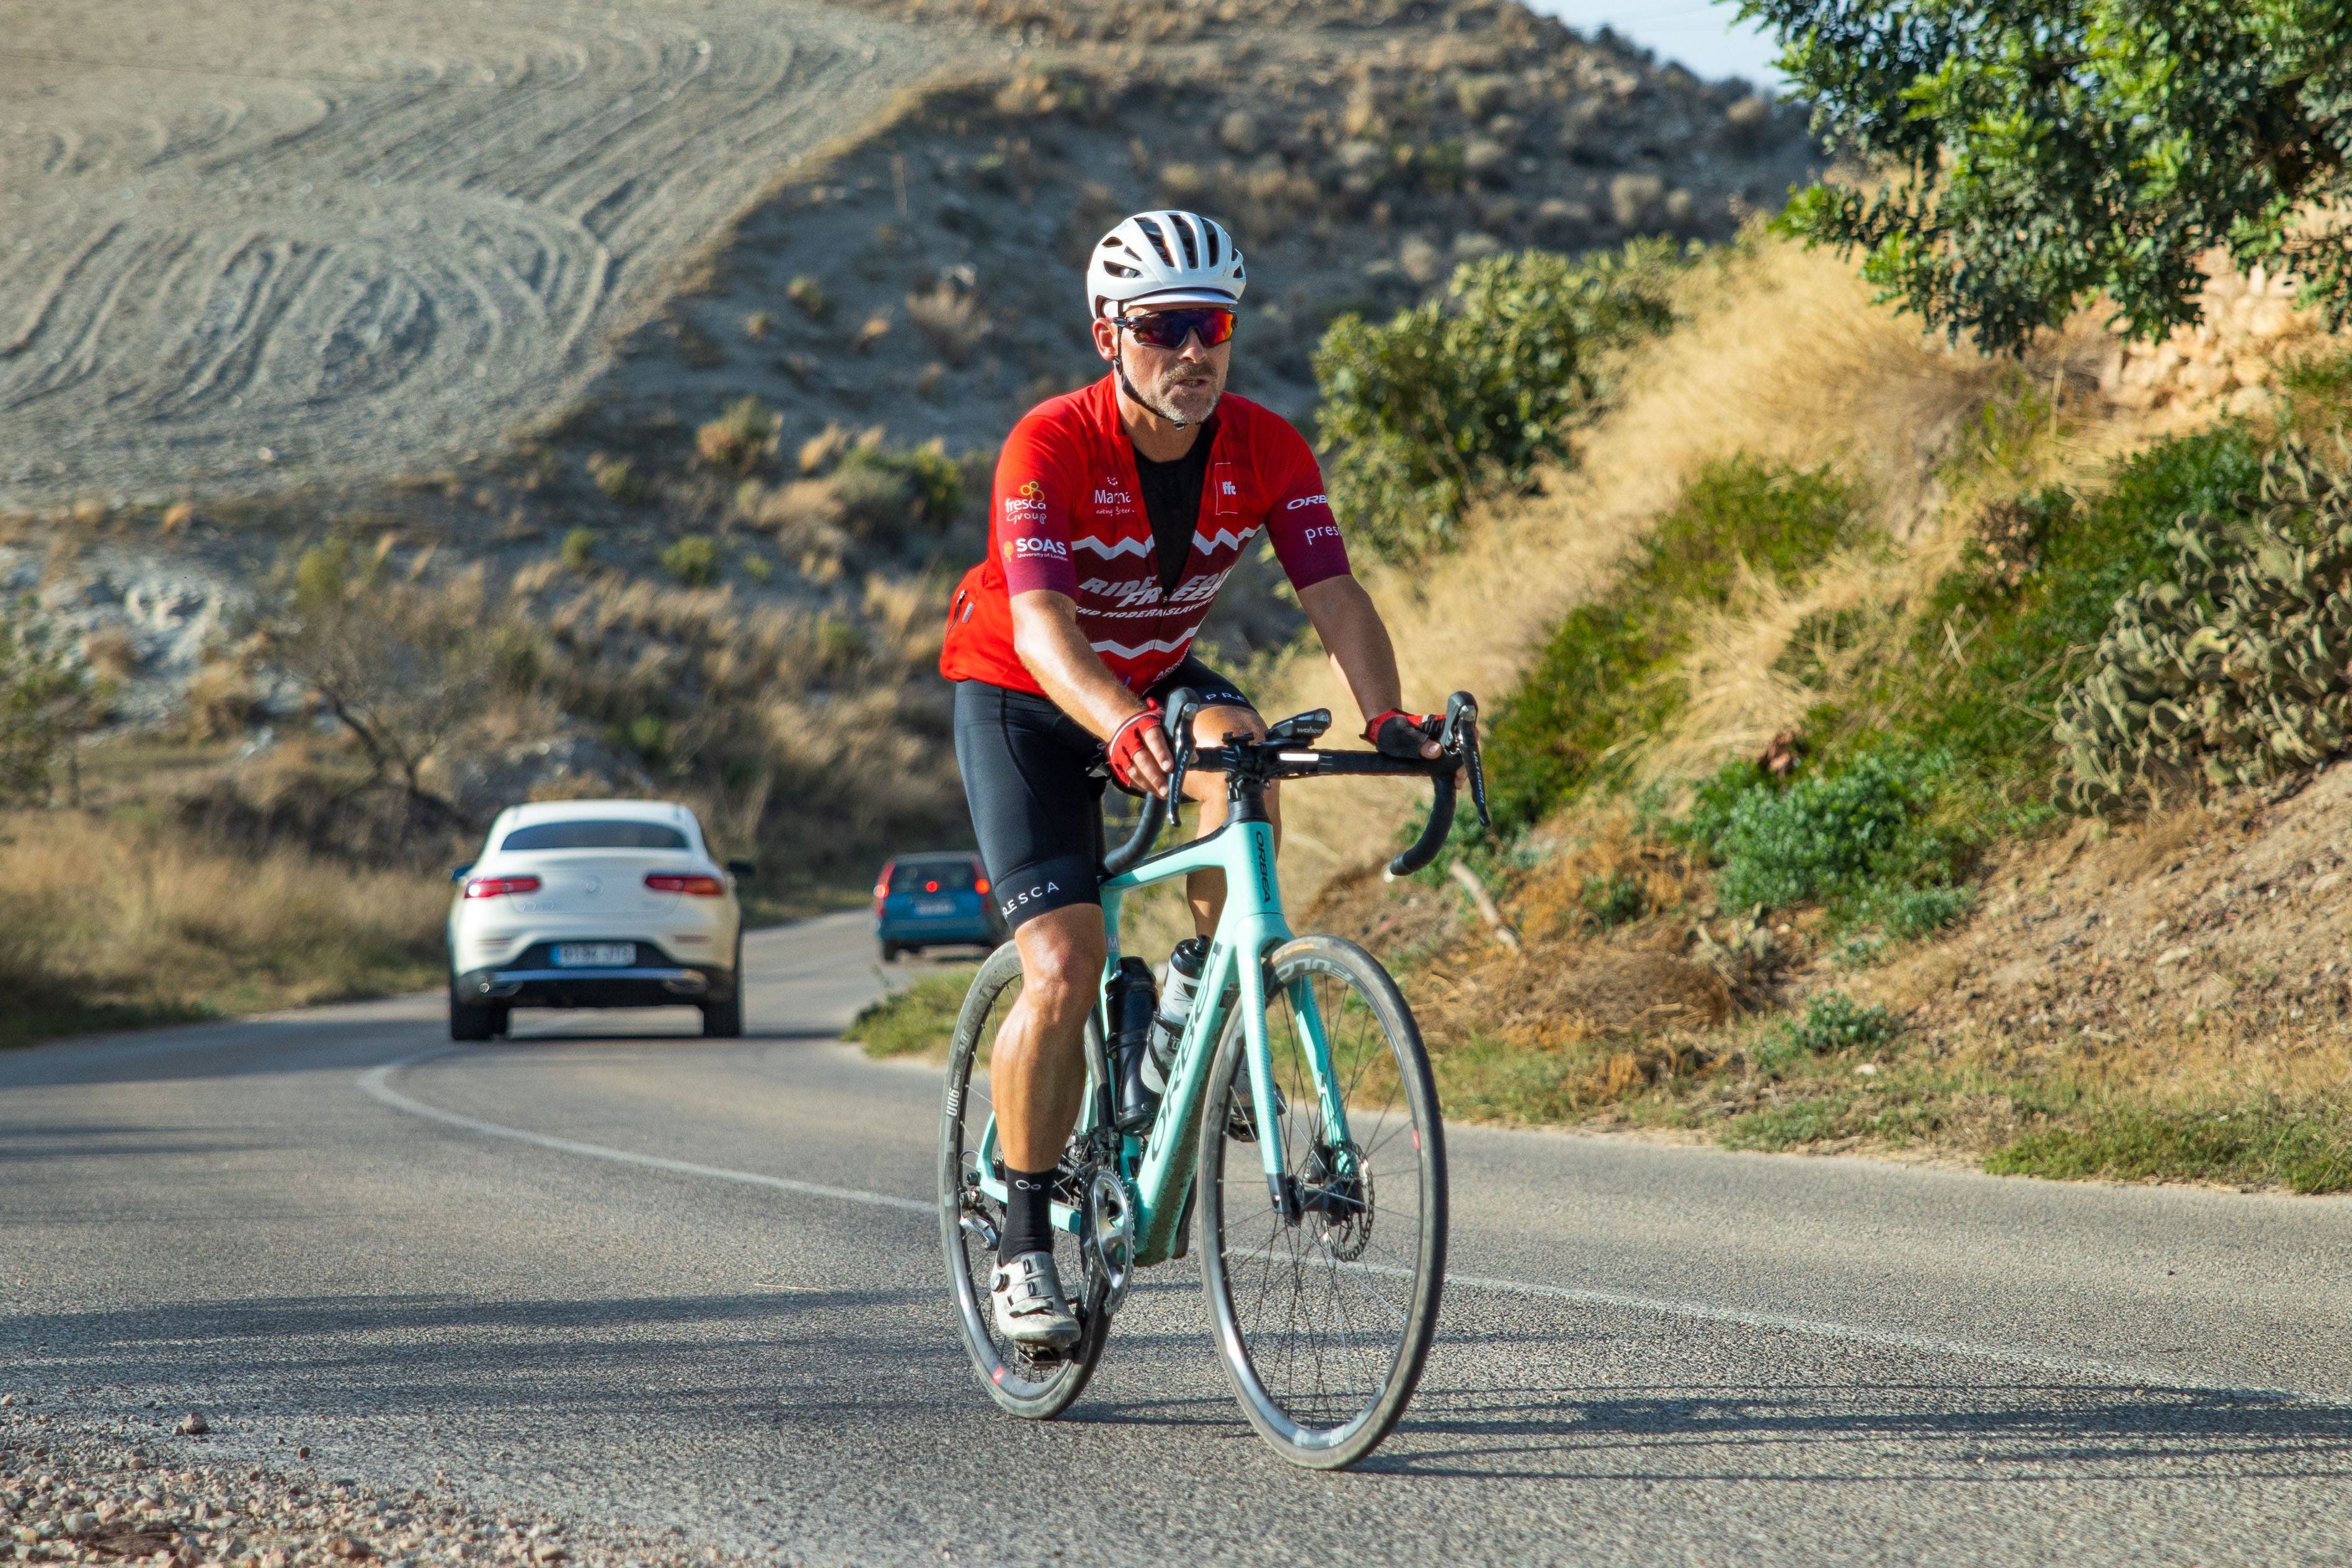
1203;224;1220;267
1135;215;1176;268
1170;213;1200;269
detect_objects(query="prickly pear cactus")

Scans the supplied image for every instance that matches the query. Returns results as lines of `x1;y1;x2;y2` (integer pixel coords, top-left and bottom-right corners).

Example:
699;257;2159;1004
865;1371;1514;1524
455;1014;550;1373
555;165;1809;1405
2054;441;2352;808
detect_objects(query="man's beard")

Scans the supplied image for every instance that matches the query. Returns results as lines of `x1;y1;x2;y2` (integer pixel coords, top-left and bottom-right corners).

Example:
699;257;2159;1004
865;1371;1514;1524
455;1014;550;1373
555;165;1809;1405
1120;342;1223;427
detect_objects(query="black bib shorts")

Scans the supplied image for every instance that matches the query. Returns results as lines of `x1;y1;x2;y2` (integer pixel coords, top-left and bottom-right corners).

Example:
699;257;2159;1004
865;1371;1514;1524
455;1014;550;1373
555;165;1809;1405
952;655;1254;931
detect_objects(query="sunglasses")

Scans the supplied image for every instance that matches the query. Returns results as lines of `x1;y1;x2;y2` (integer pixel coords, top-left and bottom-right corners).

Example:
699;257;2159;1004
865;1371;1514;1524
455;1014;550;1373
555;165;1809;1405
1116;308;1237;350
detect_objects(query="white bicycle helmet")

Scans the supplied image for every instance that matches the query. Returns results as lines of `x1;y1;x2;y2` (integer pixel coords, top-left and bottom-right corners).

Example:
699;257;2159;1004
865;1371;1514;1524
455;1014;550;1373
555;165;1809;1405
1086;210;1246;320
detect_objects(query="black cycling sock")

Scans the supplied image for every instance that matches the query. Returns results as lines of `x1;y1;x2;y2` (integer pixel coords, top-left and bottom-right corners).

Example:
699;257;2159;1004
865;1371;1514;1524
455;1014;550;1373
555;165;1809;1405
998;1166;1057;1264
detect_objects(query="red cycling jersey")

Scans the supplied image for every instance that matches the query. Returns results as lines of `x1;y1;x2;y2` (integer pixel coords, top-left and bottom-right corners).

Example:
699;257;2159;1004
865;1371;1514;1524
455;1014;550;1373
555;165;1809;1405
939;376;1352;695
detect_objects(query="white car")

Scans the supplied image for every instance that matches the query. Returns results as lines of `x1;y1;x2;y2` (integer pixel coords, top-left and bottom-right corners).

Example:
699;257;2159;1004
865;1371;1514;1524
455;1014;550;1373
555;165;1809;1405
445;799;752;1042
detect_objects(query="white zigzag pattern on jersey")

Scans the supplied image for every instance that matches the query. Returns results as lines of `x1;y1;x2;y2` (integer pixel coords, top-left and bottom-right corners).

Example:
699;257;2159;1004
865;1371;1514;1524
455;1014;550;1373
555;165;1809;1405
1088;633;1197;658
1072;536;1151;557
1192;527;1257;553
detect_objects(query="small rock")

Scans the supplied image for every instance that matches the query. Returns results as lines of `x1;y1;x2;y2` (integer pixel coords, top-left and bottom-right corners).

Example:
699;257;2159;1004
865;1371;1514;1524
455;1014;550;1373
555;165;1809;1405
0;1395;12;1406
2154;944;2195;966
176;1415;208;1438
326;1537;371;1561
527;1546;563;1566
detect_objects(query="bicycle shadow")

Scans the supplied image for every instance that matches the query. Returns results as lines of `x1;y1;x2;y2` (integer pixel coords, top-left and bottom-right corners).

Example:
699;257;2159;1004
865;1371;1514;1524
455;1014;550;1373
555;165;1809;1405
1343;1378;2352;1482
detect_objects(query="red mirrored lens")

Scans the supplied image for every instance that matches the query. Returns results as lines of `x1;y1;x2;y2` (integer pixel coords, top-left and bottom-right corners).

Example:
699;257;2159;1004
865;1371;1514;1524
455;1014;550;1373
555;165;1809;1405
1122;308;1235;349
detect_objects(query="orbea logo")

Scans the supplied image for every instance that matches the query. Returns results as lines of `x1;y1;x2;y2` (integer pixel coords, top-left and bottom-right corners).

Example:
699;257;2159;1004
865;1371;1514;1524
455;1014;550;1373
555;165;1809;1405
1285;493;1329;510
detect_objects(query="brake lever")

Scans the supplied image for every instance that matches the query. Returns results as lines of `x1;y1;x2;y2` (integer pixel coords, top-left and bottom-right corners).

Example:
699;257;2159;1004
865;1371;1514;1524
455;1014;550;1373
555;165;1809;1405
1163;694;1198;833
1439;691;1489;830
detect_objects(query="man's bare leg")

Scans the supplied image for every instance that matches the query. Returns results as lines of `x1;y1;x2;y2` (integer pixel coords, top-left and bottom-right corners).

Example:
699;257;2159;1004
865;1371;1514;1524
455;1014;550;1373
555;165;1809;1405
991;901;1106;1172
1183;703;1279;937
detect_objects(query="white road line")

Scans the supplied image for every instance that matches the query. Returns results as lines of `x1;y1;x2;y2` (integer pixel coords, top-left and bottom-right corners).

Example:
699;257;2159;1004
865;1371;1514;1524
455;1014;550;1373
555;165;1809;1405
358;1053;2291;1396
357;1054;932;1215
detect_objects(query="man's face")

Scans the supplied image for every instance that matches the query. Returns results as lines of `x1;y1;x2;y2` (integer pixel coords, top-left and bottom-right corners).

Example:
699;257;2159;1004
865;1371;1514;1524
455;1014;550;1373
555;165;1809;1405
1093;306;1231;425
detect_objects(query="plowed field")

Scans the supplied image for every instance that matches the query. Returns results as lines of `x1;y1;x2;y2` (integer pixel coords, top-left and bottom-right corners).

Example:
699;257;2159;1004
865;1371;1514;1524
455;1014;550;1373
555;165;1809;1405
0;0;950;508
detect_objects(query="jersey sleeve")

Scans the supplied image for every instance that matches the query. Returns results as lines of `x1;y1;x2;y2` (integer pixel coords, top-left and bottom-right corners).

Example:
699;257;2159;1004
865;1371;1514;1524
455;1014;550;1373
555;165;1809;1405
992;412;1080;598
1259;418;1351;591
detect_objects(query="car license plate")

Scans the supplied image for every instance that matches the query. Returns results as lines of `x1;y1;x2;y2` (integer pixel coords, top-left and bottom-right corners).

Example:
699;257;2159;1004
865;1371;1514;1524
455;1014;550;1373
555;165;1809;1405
915;898;956;916
554;943;635;967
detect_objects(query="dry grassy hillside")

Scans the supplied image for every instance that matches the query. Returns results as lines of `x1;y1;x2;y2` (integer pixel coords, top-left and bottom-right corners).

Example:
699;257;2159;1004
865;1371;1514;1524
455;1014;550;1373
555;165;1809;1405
1278;228;2352;1190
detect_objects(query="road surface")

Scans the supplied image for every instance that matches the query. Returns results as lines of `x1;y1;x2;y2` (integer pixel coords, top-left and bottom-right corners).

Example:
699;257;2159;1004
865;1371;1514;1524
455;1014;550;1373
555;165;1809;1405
6;913;2352;1565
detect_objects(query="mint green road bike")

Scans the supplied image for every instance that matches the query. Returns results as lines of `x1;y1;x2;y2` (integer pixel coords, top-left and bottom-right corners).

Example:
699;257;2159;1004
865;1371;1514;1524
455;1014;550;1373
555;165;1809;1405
938;690;1487;1469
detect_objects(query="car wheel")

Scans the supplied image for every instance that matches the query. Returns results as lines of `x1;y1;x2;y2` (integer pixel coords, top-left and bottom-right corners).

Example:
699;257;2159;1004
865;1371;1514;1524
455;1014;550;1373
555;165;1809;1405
701;997;743;1038
450;987;497;1042
490;1006;513;1038
879;941;901;963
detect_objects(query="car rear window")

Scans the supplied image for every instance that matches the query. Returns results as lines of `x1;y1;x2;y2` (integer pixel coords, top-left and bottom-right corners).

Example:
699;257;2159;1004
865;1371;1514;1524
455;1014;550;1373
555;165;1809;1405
500;820;690;852
889;860;979;892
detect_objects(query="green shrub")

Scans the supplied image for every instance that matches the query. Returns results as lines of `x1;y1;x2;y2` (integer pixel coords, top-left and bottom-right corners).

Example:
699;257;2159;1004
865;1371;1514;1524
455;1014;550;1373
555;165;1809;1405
587;453;647;505
786;275;832;321
1858;428;2263;791
0;606;91;804
559;527;598;570
1751;992;1898;1077
2054;440;2352;805
1709;752;1928;911
661;534;719;587
1579;871;1645;929
1313;241;1682;559
1483;457;1866;835
696;397;778;474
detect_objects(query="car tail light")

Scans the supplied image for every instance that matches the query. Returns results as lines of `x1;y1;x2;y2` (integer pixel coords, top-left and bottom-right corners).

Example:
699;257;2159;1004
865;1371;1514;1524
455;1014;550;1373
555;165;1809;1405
464;875;541;899
646;872;726;896
923;879;940;893
974;877;990;895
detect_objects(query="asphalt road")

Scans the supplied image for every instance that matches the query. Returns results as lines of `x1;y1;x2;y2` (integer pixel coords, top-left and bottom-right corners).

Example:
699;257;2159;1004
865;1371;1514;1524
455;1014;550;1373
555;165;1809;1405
7;912;2352;1566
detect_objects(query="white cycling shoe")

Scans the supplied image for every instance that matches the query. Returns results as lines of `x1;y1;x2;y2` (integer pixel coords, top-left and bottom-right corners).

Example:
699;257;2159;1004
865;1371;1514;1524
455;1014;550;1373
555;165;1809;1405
991;1249;1081;1349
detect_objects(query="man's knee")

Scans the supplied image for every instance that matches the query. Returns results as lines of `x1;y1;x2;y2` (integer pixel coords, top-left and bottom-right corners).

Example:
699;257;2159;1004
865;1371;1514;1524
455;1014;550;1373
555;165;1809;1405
1189;702;1265;748
1013;906;1105;1027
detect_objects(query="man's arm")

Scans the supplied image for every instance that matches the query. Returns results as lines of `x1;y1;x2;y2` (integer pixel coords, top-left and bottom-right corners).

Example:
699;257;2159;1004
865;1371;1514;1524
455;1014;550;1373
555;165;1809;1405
1297;576;1442;761
1010;589;1176;792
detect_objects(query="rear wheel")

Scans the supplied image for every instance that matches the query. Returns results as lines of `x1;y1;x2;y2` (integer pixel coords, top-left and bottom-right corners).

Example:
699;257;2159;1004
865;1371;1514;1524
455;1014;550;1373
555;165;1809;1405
700;997;742;1037
880;941;902;963
1198;935;1447;1469
939;941;1109;1419
449;986;497;1043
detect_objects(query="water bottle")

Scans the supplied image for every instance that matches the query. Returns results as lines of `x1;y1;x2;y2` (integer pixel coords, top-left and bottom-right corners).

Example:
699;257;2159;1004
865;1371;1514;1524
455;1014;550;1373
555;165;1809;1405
1110;955;1160;1133
1143;936;1210;1095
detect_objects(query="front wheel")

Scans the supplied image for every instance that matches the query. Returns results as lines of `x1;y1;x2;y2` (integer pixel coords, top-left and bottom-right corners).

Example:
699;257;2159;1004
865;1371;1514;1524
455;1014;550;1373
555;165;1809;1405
938;941;1110;1419
1198;935;1447;1469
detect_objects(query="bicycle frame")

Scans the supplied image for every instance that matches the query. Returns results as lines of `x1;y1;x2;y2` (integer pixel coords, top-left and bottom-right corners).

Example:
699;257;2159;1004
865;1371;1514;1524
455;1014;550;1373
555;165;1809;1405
969;810;1346;1269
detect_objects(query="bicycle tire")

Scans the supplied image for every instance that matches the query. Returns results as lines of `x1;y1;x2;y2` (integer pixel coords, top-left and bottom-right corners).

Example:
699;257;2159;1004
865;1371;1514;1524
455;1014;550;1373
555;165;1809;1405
938;941;1111;1419
1197;934;1447;1469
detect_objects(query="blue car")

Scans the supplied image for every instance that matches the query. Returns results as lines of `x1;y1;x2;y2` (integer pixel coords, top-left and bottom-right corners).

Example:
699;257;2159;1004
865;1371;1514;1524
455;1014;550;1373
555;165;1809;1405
874;851;1005;961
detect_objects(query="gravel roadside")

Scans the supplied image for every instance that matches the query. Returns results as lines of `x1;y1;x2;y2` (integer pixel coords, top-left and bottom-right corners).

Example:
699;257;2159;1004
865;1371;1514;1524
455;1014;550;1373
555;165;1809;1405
0;1404;755;1568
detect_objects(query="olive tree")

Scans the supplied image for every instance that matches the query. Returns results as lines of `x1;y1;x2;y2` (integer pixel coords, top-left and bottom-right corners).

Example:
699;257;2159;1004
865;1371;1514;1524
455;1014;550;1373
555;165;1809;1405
1744;1;2352;353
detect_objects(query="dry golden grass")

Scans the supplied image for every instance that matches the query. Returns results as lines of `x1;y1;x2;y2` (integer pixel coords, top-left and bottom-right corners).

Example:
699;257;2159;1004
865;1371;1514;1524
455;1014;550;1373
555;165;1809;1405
1;808;448;1044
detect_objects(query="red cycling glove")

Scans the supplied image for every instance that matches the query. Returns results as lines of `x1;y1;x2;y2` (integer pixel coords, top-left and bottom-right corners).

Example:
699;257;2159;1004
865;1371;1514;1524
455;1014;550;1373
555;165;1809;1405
1364;708;1438;758
1106;702;1165;792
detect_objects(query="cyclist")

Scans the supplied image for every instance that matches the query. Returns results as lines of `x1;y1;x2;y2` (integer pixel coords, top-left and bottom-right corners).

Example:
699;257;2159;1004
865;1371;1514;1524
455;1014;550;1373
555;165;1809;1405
939;209;1445;1349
